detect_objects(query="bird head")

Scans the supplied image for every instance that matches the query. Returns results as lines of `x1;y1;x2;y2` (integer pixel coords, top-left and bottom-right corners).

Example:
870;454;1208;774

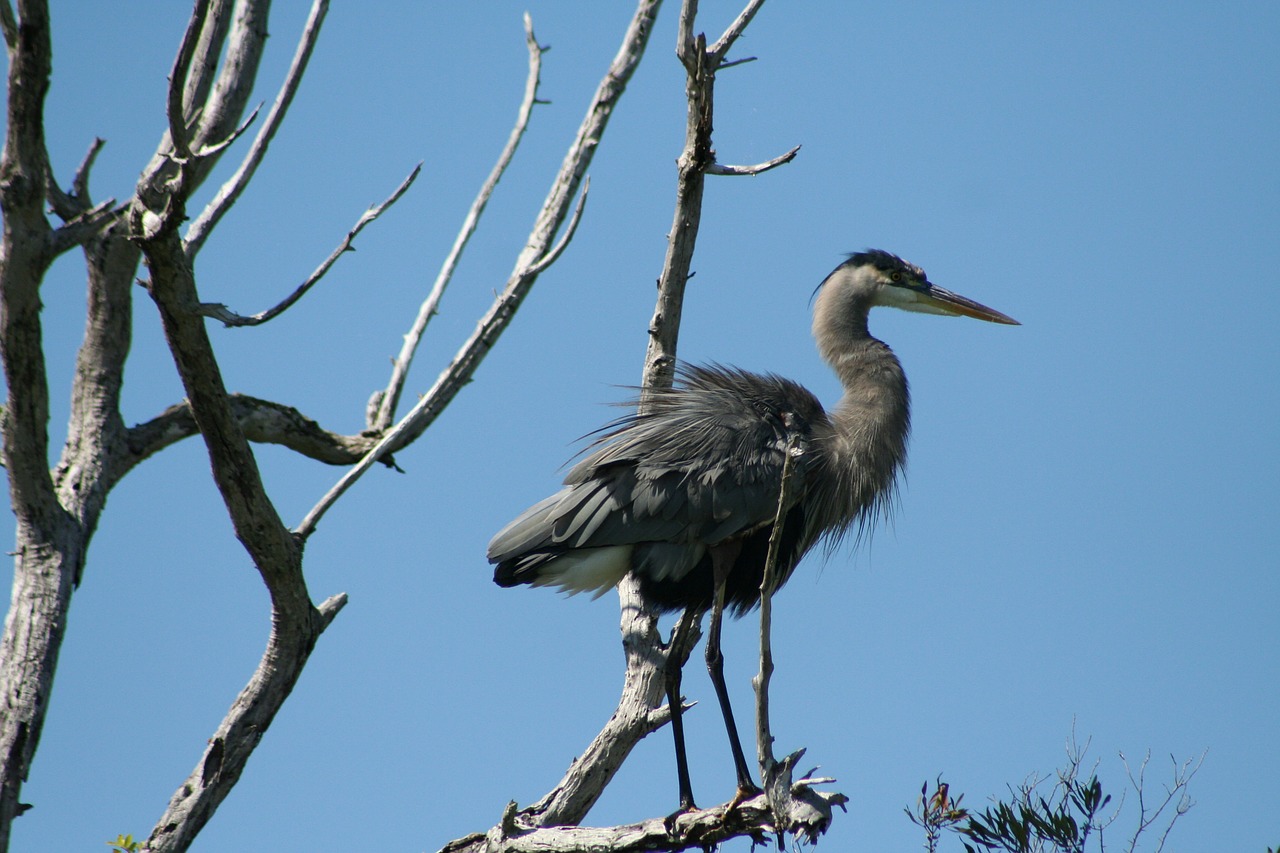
817;249;1019;326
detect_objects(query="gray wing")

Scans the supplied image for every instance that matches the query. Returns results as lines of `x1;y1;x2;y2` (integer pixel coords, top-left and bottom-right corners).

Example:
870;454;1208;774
488;365;828;584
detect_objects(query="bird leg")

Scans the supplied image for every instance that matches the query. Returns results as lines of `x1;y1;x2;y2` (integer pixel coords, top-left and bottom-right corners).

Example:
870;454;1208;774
664;608;701;816
706;540;762;803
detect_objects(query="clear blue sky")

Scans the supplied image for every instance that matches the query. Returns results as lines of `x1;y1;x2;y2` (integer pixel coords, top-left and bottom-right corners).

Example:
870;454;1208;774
4;2;1276;850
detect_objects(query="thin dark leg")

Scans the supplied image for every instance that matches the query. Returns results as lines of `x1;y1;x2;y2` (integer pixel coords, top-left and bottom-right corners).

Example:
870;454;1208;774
706;543;760;798
665;609;699;814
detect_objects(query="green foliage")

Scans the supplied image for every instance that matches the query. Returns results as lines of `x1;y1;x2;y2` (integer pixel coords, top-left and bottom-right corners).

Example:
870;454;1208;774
908;735;1203;853
958;773;1107;853
107;833;143;853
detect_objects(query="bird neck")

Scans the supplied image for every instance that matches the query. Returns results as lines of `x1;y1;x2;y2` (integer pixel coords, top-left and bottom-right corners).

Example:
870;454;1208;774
825;336;909;436
813;289;871;362
812;316;911;532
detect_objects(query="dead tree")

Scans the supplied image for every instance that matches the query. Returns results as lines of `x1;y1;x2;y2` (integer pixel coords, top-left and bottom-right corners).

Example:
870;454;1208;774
0;1;836;851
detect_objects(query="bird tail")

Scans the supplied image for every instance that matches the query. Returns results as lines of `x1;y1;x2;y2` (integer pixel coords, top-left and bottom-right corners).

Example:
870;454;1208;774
492;546;631;597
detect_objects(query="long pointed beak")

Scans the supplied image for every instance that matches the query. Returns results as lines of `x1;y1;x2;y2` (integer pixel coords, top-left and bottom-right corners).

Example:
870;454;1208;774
920;284;1020;325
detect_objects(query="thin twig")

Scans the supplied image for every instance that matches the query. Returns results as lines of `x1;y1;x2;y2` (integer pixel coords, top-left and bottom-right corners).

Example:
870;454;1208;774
717;55;757;71
184;0;330;260
373;12;545;430
195;164;422;327
191;100;261;159
1121;750;1204;853
706;144;800;176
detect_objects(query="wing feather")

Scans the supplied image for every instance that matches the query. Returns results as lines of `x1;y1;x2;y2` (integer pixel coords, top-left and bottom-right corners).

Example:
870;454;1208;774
489;364;829;586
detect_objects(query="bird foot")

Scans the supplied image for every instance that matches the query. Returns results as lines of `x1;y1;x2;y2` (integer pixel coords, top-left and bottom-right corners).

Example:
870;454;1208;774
727;782;764;812
663;801;698;835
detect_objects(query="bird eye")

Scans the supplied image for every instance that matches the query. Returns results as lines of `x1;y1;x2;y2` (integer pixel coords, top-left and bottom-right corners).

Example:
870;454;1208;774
889;271;903;283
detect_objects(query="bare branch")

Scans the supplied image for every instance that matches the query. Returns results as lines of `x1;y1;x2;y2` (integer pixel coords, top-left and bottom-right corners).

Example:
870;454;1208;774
167;0;213;161
706;143;800;176
194;163;422;327
134;207;345;853
184;0;330;260
644;0;710;393
453;787;842;853
127;394;381;468
747;433;846;837
1121;749;1205;853
644;0;782;396
45;198;120;257
190;99;261;159
675;0;697;63
716;55;757;71
0;0;56;516
134;0;268;217
372;14;545;430
708;0;767;62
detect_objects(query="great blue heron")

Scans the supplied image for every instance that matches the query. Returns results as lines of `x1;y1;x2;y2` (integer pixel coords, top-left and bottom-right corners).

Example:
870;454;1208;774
489;249;1018;812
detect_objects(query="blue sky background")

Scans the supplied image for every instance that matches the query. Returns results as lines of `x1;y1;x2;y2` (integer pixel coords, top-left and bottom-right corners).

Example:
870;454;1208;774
3;2;1276;851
